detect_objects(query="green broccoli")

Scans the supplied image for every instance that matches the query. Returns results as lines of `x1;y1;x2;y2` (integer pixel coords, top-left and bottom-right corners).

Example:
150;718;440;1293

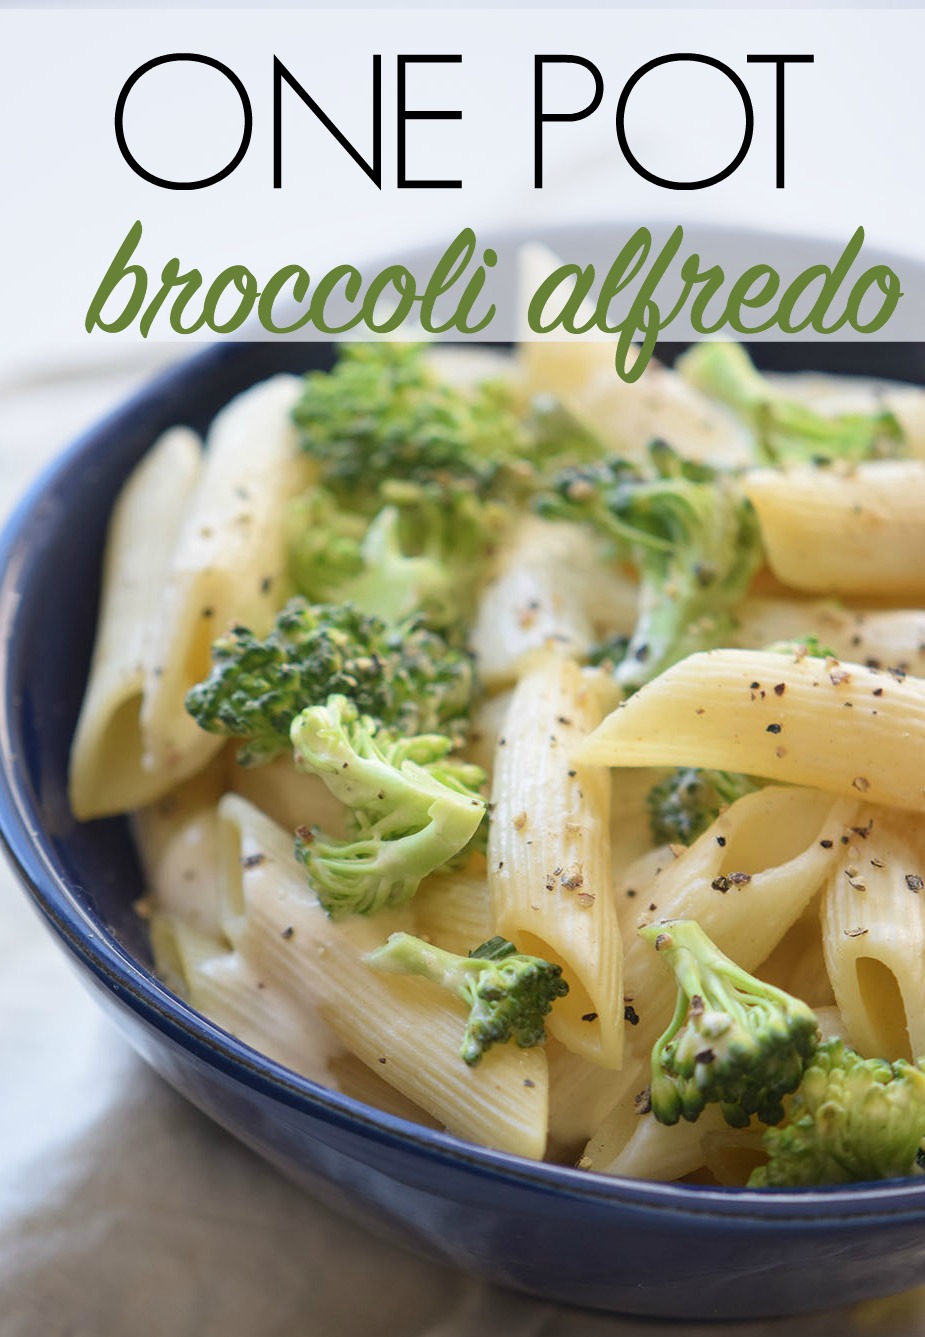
284;486;368;604
366;931;568;1065
677;342;903;466
641;920;818;1128
291;343;520;503
287;485;506;632
537;441;763;691
185;599;476;765
291;344;608;508
291;697;486;918
750;1041;925;1187
646;768;763;846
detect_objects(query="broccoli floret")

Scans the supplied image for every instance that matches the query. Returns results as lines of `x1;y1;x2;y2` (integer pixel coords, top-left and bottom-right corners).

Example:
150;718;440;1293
641;920;818;1128
291;344;521;502
366;931;569;1065
537;441;763;691
185;599;476;765
677;342;903;466
287;485;506;632
292;344;609;510
646;768;763;846
285;486;368;604
291;698;486;918
750;1041;925;1187
290;503;452;628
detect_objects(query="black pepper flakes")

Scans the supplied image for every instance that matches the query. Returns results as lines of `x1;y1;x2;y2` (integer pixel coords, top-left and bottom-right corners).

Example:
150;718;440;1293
581;1011;599;1023
624;1004;640;1026
766;723;782;735
774;683;786;696
907;874;924;893
281;925;294;940
716;835;727;847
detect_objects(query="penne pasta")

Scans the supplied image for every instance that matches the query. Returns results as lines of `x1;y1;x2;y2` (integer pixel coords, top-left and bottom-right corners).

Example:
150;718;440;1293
151;911;342;1086
744;461;925;597
326;1052;443;1129
139;375;315;787
463;689;513;775
487;655;623;1067
225;751;347;838
575;648;925;814
69;427;202;819
545;1038;628;1162
598;1101;734;1182
470;516;636;687
132;758;226;937
609;767;668;883
756;897;834;1010
700;1124;769;1187
821;807;925;1062
732;597;925;674
412;861;493;957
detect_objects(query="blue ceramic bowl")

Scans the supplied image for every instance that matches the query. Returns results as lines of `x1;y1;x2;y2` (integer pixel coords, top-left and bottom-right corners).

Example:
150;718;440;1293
4;338;925;1322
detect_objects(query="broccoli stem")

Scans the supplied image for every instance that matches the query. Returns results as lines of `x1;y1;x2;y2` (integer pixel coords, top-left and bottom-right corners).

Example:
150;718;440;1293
367;931;569;1065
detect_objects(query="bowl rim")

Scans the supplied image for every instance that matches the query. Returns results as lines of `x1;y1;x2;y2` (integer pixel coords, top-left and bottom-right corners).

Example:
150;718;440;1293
4;335;925;1226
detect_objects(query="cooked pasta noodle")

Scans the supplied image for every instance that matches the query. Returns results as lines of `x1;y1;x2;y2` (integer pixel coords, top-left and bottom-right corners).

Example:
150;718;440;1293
744;461;925;597
69;427;202;819
488;653;623;1067
575;648;925;814
139;375;314;784
821;807;925;1062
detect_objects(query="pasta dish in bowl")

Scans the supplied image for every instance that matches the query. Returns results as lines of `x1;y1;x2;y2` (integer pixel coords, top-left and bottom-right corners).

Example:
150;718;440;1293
6;266;925;1315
